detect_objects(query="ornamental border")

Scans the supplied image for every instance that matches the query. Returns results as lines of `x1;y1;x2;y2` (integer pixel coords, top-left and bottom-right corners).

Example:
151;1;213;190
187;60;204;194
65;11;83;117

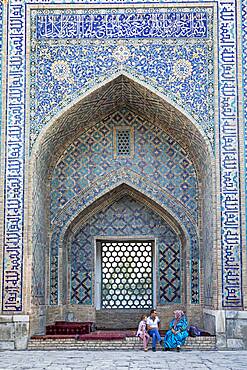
0;0;244;312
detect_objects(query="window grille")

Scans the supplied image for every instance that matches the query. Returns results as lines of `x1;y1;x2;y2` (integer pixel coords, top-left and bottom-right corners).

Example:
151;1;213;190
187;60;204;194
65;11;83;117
100;240;153;309
113;127;134;158
117;129;130;155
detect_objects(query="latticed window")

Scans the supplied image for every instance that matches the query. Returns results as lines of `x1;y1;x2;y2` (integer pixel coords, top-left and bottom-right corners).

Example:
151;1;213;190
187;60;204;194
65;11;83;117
100;240;153;309
117;129;130;155
113;127;134;158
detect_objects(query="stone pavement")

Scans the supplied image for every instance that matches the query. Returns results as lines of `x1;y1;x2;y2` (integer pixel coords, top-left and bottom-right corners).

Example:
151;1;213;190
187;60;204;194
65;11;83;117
0;350;247;370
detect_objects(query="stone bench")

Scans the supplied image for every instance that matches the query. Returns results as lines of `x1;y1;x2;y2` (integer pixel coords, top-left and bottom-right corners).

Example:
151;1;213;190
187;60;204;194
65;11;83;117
28;335;216;351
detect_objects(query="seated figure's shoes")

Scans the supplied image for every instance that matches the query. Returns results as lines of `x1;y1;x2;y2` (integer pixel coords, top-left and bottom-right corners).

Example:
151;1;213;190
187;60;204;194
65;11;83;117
144;348;148;352
176;346;180;352
152;347;156;352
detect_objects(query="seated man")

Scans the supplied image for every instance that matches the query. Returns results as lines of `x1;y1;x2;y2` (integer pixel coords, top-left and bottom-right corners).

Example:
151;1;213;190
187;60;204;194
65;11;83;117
146;309;163;352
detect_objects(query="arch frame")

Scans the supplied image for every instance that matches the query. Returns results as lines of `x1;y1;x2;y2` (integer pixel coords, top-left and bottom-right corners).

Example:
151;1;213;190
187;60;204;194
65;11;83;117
24;73;217;335
63;185;186;309
48;170;200;307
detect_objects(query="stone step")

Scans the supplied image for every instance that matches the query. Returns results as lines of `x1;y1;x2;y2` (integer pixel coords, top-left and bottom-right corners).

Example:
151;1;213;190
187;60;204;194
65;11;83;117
28;336;216;351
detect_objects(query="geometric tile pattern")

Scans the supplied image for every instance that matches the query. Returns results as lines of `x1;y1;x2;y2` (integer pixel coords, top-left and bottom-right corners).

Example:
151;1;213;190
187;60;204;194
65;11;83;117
29;7;214;147
49;168;199;306
101;240;153;309
191;259;200;305
70;195;181;305
71;271;92;305
51;108;198;221
71;224;93;304
159;239;181;304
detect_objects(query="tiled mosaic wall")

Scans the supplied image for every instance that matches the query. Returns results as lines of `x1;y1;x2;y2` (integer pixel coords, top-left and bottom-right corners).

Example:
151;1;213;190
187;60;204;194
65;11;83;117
31;175;48;306
49;107;200;306
49;169;200;307
51;108;198;221
29;7;214;147
201;166;214;307
0;0;244;317
70;195;181;305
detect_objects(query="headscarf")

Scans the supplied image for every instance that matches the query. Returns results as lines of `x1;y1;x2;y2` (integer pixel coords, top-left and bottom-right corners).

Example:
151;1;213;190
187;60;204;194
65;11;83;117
173;310;185;326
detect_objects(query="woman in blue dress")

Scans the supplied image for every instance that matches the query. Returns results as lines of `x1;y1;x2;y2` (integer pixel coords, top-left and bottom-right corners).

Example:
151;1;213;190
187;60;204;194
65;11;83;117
164;310;189;351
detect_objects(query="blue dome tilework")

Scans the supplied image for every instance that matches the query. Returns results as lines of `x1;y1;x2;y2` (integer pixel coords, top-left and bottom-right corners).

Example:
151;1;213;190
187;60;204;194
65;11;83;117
71;195;181;305
50;108;198;222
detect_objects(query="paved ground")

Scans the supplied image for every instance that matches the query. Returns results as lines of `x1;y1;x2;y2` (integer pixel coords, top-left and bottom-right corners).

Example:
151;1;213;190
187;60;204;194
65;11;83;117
0;350;247;370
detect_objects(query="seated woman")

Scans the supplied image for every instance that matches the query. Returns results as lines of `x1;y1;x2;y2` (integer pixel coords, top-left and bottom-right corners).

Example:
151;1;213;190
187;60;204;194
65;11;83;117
164;310;188;351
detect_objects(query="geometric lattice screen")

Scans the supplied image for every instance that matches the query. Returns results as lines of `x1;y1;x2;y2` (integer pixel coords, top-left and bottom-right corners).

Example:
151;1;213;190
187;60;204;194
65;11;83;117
101;240;153;309
116;128;131;156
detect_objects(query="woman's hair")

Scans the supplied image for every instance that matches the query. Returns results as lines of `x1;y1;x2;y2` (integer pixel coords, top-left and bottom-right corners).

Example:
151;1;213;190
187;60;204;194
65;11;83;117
141;314;147;320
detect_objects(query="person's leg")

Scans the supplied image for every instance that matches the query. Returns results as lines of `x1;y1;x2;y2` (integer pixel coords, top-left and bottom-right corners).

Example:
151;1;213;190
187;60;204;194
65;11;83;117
148;329;157;350
154;328;162;343
143;334;148;350
146;333;150;346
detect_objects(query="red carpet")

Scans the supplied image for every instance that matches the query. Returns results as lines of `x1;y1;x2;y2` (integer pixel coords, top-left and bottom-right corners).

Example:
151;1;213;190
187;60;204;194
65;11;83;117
46;321;94;335
79;330;135;341
31;330;135;341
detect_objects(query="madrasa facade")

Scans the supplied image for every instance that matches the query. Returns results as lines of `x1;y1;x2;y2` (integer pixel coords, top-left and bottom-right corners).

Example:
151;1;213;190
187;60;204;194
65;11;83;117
1;0;247;350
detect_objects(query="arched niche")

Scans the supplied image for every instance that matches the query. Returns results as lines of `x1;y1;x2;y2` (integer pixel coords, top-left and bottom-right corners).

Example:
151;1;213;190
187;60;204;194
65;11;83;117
55;184;192;328
27;74;216;335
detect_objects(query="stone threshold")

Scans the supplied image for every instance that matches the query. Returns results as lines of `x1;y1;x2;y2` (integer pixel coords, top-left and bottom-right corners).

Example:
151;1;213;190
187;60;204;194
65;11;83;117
28;336;216;351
